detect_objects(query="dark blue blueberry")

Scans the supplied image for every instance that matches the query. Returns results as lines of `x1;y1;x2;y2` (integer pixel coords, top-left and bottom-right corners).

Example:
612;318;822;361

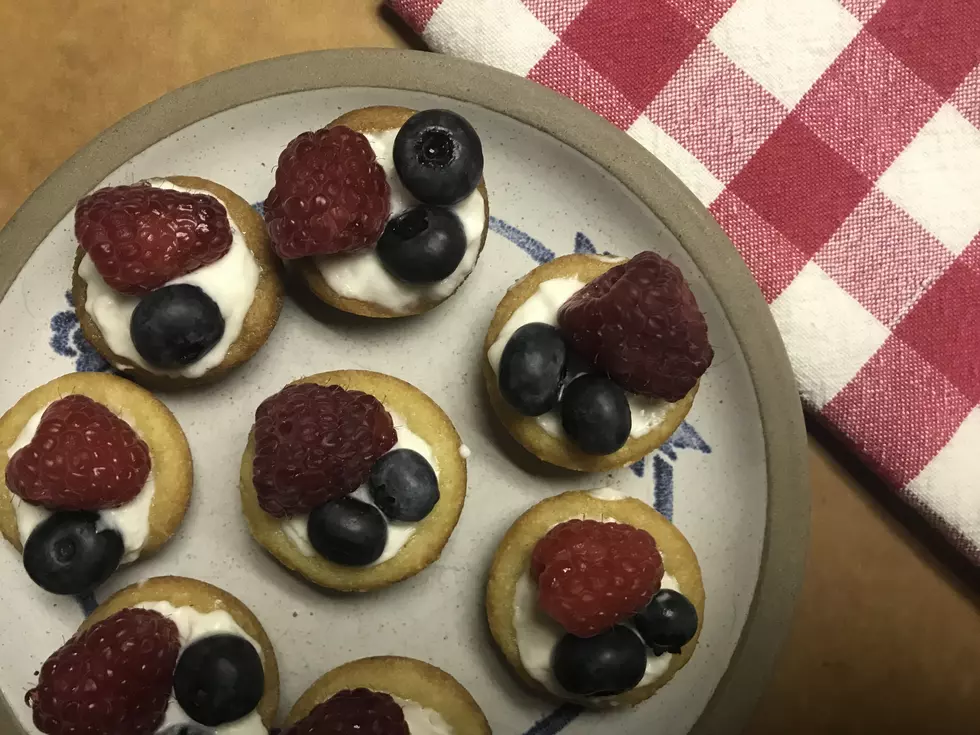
173;634;264;727
369;449;439;522
498;323;567;416
560;374;631;454
308;497;387;566
23;511;122;595
377;205;467;283
552;626;647;697
130;284;224;369
633;588;699;655
393;109;483;205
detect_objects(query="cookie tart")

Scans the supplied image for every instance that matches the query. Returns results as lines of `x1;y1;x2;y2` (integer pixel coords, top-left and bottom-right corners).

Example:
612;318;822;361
25;576;279;735
283;657;490;735
265;106;489;317
0;372;191;597
487;489;704;707
484;251;713;471
73;175;283;387
240;370;467;591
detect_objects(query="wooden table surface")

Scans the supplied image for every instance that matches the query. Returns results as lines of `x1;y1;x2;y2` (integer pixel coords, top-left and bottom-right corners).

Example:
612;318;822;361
2;2;979;733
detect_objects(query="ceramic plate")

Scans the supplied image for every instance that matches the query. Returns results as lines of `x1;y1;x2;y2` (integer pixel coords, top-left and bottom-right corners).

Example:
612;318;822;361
0;50;807;735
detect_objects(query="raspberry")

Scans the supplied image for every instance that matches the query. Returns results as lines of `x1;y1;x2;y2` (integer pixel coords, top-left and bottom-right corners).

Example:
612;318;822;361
283;689;409;735
252;383;396;517
75;183;232;295
264;126;391;258
27;608;180;735
531;519;664;637
6;395;151;511
558;252;713;401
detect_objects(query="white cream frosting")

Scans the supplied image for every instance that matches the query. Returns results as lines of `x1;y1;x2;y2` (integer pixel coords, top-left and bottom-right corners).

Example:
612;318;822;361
393;696;455;735
458;444;471;460
587;487;627;501
281;410;440;565
137;600;266;735
7;402;156;564
314;127;487;314
487;273;676;442
513;540;681;700
77;178;260;379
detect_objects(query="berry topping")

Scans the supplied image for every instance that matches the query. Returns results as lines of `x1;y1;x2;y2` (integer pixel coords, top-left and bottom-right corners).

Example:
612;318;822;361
394;109;484;206
23;511;123;595
252;383;396;517
130;284;225;368
6;395;150;511
377;205;467;283
283;689;409;735
173;634;265;726
552;625;647;697
560;374;631;455
633;588;699;655
558;252;713;401
308;496;388;566
531;519;664;637
498;323;567;417
369;448;440;522
27;608;180;735
75;183;232;296
264;126;390;259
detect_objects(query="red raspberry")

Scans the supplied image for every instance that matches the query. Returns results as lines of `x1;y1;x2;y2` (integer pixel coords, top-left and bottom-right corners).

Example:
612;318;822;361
6;395;151;511
558;252;713;401
264;126;391;259
531;519;664;637
252;383;397;517
75;183;233;295
27;608;180;735
283;689;409;735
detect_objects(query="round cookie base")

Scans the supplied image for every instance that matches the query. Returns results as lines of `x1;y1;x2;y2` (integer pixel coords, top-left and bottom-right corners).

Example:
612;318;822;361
484;253;697;472
82;575;280;728
240;370;467;592
0;372;192;556
295;105;490;318
486;490;705;708
285;656;490;734
72;175;284;390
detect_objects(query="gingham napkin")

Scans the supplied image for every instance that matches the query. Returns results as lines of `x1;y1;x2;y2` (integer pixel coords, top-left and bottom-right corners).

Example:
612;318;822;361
388;0;980;561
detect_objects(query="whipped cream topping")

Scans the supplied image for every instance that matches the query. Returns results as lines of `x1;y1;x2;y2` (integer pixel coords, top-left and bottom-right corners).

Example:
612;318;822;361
487;272;675;442
7;401;156;564
137;600;266;735
281;410;440;565
393;696;455;735
314;127;487;314
77;178;261;379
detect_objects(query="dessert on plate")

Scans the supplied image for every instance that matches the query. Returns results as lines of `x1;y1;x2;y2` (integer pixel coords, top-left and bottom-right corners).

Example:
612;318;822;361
487;489;704;707
264;105;489;317
25;575;279;735
72;175;283;388
484;252;713;471
0;372;191;596
282;656;490;735
240;370;467;591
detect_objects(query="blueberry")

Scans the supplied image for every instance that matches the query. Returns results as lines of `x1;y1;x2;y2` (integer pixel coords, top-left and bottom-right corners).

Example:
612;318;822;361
130;284;224;369
633;589;699;655
393;109;484;205
23;511;123;595
157;725;215;735
560;374;631;454
369;449;440;522
552;626;647;697
498;323;567;416
377;206;467;283
308;497;387;566
173;634;264;727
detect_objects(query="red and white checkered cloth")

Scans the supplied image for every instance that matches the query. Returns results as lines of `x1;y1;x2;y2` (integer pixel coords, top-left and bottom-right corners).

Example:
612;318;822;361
389;0;980;561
